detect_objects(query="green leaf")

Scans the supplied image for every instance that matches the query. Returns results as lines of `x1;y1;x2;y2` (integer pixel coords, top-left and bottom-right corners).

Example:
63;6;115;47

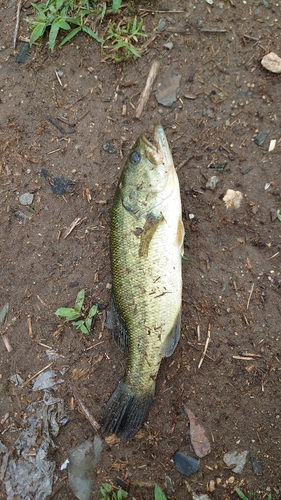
59;26;82;45
112;0;122;14
234;488;249;500
154;484;167;500
48;21;60;51
30;23;47;44
75;289;85;313
82;25;102;43
80;323;90;334
55;308;81;321
84;317;92;331
88;304;98;319
57;18;71;30
276;209;281;221
101;483;112;493
56;0;64;10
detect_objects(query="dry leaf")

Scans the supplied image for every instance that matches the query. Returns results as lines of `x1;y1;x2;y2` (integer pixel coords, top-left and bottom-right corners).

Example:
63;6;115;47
184;405;211;458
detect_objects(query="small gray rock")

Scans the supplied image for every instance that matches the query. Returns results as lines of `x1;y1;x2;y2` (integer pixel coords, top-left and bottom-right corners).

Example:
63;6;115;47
251;457;263;475
163;42;173;50
173;451;200;477
254;131;269;146
223;450;248;474
206;176;219;190
19;192;34;205
155;74;182;107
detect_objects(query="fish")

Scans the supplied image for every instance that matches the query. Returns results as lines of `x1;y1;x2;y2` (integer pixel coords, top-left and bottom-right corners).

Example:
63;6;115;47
101;124;185;441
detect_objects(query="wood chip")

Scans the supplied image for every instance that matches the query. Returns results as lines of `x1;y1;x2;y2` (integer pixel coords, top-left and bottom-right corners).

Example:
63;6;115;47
135;59;160;119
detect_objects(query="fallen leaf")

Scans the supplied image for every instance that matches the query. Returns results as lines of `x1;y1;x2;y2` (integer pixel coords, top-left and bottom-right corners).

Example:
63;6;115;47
183;405;211;458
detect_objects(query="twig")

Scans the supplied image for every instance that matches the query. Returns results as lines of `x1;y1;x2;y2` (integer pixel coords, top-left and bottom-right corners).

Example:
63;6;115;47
27;316;34;338
246;283;254;310
72;385;101;433
0;303;12;352
243;34;260;42
200;28;227;33
22;362;54;387
233;355;256;361
197;324;201;342
268;251;279;260
63;217;86;239
55;70;63;87
176;155;194;171
13;0;22;48
135;59;160;119
198;324;211;369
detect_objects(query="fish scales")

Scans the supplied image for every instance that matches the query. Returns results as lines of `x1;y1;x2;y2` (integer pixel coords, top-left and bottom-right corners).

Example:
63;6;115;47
101;124;184;441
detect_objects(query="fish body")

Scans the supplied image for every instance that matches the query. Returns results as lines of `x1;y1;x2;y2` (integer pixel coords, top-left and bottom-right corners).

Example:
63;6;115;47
101;124;184;441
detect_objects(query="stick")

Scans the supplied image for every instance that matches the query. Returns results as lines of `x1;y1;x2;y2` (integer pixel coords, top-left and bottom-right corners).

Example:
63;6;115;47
246;283;254;310
27;316;34;338
72;385;101;433
135;60;160;119
63;217;86;239
22;362;54;387
13;0;22;48
198;324;211;369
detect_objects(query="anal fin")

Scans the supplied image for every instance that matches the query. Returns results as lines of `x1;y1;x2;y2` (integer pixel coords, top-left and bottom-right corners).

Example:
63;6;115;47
159;310;181;358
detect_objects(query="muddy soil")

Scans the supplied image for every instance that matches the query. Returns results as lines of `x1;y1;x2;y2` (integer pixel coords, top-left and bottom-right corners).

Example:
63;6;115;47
0;1;281;499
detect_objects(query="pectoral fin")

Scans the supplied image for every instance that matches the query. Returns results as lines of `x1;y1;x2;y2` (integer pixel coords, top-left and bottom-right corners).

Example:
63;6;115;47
159;310;181;357
177;218;185;256
139;214;164;258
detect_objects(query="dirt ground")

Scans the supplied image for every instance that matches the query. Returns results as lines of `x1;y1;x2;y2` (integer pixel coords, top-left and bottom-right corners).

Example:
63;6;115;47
0;0;281;499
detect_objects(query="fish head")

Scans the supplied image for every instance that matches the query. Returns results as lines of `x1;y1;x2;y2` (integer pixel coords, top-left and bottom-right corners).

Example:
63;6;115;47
119;124;178;217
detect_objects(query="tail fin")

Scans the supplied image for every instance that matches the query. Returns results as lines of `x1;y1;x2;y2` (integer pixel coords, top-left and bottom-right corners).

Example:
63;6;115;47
101;380;154;442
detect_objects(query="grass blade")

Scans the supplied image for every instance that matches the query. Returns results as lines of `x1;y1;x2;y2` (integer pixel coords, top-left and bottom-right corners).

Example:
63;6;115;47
82;25;102;43
59;26;82;45
234;487;249;500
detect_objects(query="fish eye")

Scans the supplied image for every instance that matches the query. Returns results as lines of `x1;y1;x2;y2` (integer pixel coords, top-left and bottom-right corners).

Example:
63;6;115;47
130;151;141;165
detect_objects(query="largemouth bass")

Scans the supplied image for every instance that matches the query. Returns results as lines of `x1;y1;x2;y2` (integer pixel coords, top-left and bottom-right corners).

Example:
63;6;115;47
101;124;184;441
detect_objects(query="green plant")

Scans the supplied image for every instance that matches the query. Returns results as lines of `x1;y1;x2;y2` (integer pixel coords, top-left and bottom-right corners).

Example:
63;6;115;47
234;488;272;500
100;482;128;500
27;0;123;51
154;484;167;500
103;16;147;62
55;289;97;334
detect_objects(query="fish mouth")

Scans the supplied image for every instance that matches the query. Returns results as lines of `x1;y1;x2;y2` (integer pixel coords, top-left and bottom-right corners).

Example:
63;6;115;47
140;124;173;167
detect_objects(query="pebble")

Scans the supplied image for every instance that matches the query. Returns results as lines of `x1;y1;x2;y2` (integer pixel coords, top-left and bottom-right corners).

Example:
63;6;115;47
206;176;219;190
173;451;200;477
223;189;243;209
164;42;174;50
268;139;276;152
223;450;248;473
19;192;34;206
261;52;281;73
155;73;182;107
254;131;269;146
103;142;116;154
251;456;263;475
